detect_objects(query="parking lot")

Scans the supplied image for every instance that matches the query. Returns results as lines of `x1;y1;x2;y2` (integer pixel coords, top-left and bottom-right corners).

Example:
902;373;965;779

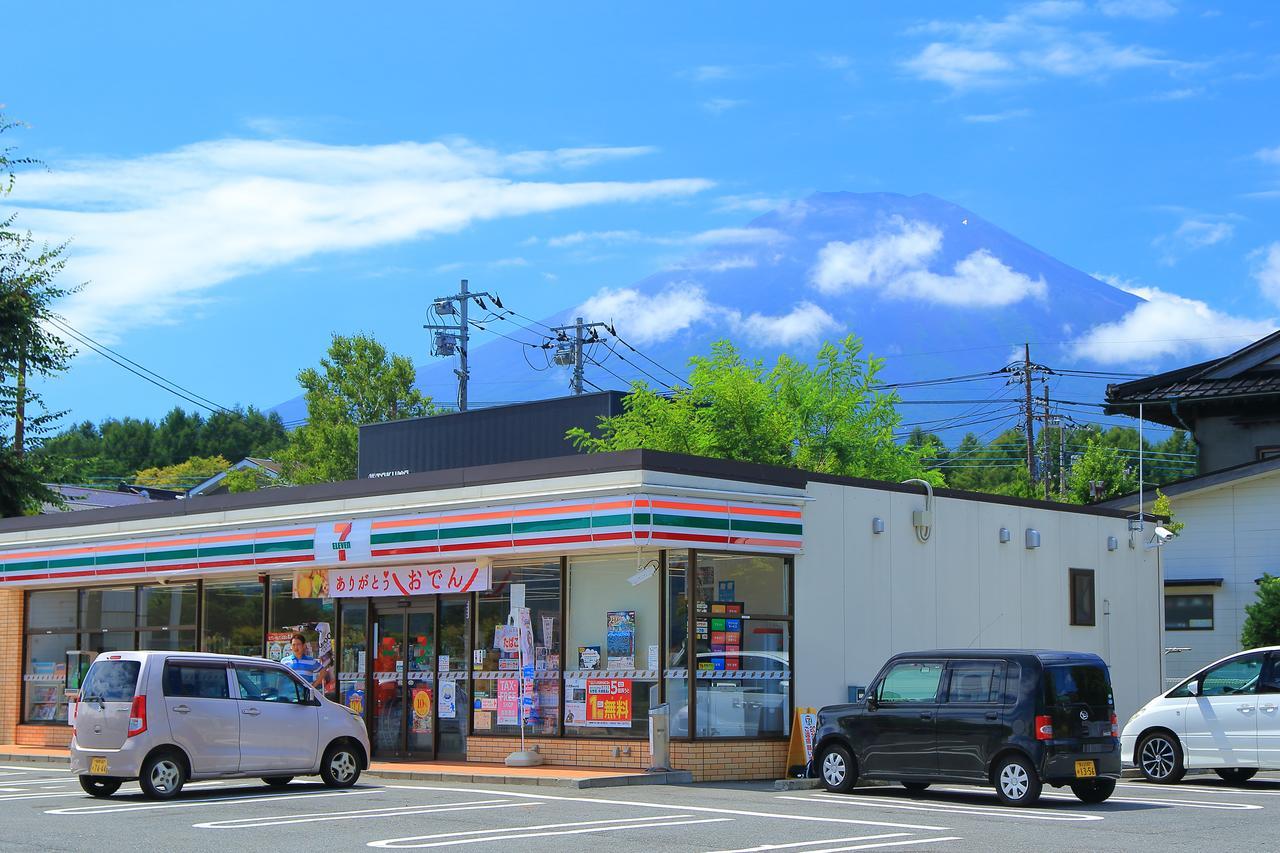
0;762;1275;852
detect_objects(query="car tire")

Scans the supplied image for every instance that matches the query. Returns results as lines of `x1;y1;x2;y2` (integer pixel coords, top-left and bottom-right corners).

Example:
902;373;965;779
1070;778;1116;804
902;782;931;794
139;751;186;800
1137;731;1186;784
320;741;362;788
993;754;1042;807
1214;768;1257;785
818;744;857;794
78;776;121;798
262;776;294;788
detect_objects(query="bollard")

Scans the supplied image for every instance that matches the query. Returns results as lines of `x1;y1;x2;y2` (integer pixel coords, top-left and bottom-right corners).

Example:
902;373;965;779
647;703;672;772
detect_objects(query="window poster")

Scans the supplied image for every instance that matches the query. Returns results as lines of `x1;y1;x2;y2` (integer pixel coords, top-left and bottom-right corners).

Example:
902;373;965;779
410;684;433;733
577;645;601;670
585;677;632;727
606;610;636;669
564;676;587;725
497;678;520;726
439;680;456;720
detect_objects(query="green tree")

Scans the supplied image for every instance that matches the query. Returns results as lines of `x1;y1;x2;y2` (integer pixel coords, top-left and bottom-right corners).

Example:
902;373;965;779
1242;574;1280;649
134;455;232;490
279;333;433;484
221;466;273;494
1067;437;1139;503
1151;489;1185;535
570;336;940;484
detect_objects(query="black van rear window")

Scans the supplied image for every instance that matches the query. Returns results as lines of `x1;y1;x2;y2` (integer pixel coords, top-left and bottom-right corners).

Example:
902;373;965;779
1044;664;1112;707
80;660;141;703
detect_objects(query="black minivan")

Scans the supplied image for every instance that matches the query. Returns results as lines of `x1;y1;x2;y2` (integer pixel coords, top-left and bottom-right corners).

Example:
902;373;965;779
813;650;1121;806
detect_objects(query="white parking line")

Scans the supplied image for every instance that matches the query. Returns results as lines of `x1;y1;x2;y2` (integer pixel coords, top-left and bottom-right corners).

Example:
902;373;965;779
1118;782;1280;797
368;815;733;849
705;832;912;852
0;776;85;787
46;788;375;815
927;785;1264;811
0;790;99;803
194;800;536;829
386;786;952;832
801;839;962;853
780;794;1103;822
0;765;71;772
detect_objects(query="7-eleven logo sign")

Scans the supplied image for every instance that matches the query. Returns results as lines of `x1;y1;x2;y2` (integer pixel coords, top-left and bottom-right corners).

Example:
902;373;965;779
314;520;371;564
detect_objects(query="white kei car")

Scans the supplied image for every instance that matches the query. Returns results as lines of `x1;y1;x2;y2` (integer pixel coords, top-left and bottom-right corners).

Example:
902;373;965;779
1121;646;1280;784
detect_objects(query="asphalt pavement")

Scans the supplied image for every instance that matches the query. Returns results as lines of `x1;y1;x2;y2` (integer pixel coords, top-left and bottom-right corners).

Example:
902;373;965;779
0;761;1275;852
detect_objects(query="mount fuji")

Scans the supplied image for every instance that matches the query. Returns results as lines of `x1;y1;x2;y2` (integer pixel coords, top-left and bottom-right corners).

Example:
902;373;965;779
271;192;1221;440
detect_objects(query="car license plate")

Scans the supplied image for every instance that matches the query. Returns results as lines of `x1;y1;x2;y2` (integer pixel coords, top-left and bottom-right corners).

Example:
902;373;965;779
1075;760;1096;778
89;757;108;775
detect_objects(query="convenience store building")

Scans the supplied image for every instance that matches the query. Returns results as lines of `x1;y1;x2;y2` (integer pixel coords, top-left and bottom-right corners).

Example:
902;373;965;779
0;450;1162;781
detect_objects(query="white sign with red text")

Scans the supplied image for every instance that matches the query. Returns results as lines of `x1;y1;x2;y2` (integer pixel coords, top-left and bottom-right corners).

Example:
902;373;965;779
328;562;490;597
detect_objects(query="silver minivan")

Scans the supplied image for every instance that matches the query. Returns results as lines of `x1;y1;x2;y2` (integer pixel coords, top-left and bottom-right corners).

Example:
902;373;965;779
70;651;371;799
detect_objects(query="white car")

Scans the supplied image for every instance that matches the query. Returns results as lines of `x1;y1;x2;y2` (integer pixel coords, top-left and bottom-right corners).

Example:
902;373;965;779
1121;646;1280;784
71;650;370;799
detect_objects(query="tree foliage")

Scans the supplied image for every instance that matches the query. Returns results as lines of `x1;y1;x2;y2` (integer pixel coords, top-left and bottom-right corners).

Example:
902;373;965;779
1152;489;1184;535
278;333;433;484
1065;437;1139;504
134;455;231;489
570;336;940;484
1242;574;1280;649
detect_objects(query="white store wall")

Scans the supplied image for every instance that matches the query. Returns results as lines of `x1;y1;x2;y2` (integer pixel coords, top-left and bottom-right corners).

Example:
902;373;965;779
793;480;1163;720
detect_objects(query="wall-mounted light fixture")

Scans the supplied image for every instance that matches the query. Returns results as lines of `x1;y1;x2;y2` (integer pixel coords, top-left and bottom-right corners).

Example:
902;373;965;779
999;527;1011;544
871;517;885;535
1107;535;1119;552
1025;528;1041;550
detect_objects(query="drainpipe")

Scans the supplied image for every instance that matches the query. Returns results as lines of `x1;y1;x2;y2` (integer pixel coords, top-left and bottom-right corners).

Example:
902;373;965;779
1167;397;1201;474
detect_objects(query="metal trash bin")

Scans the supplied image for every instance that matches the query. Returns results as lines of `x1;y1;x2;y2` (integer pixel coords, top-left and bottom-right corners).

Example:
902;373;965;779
647;703;672;772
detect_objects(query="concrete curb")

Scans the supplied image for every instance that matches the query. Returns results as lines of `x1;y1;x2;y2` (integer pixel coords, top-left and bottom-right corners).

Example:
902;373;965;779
773;777;889;791
357;768;695;790
0;753;69;768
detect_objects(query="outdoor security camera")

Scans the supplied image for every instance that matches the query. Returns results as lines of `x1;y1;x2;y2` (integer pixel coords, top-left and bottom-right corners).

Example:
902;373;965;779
1152;526;1175;544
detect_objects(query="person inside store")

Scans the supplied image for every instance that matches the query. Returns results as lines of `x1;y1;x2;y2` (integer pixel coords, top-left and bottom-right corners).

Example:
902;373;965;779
282;632;326;688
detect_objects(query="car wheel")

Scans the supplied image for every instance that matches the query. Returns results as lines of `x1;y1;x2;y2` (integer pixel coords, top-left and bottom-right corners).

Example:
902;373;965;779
1137;731;1186;784
902;782;931;794
1214;768;1257;785
993;754;1042;806
819;744;857;794
1070;778;1116;804
262;776;294;788
139;752;186;800
78;776;121;798
320;741;362;788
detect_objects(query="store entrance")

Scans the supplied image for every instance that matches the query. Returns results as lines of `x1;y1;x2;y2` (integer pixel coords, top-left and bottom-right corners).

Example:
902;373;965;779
369;595;470;761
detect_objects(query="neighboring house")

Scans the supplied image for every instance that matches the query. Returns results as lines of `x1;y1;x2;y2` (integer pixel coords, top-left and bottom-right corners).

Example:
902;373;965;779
186;457;282;497
1103;329;1280;683
42;484;177;514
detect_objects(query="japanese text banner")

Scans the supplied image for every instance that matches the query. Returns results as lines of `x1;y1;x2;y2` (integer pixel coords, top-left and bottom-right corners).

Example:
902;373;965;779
328;563;490;597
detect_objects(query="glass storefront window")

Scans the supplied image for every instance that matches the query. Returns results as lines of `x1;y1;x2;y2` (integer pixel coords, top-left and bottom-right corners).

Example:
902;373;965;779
28;590;76;629
565;553;660;738
694;553;788;616
473;561;561;736
80;587;136;631
23;631;75;723
666;552;690;737
138;583;197;628
338;600;368;716
202;579;265;657
269;577;335;696
139;629;198;651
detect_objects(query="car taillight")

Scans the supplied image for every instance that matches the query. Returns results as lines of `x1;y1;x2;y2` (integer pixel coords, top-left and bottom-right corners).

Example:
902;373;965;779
1035;714;1054;740
128;695;147;737
1110;712;1119;738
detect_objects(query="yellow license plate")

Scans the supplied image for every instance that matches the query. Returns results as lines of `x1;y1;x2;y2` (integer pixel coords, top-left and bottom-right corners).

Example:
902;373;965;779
89;757;108;775
1075;760;1097;778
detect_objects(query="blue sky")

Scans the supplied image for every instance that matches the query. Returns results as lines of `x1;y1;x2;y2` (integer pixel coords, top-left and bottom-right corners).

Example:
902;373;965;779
4;0;1280;425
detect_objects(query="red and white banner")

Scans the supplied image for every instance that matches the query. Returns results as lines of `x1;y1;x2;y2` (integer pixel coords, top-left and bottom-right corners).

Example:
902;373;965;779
328;562;490;598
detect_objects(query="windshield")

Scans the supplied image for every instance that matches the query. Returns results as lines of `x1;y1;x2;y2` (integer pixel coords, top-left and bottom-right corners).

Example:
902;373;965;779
1044;664;1112;708
81;660;141;702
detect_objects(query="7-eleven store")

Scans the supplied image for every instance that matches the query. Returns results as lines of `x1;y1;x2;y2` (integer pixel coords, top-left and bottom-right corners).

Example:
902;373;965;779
0;451;1161;780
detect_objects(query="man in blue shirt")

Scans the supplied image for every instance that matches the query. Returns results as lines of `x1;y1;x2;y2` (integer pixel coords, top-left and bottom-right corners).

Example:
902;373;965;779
281;633;325;688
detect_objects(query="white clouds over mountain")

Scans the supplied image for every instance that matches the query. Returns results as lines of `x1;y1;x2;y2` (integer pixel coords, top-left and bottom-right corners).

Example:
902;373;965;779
9;137;711;339
811;217;1047;307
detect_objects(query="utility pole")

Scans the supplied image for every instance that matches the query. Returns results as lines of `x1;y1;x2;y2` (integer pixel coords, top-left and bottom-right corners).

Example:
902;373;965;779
1059;416;1067;496
1023;343;1035;486
424;279;503;412
13;353;25;459
549;316;611;395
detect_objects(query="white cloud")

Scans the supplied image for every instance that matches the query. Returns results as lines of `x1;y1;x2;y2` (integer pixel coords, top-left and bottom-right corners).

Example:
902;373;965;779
1070;278;1274;365
675;255;759;273
812;217;1046;307
1257;145;1280;165
578;284;714;346
1097;0;1177;19
702;98;747;115
1153;217;1234;263
690;65;734;82
713;193;790;214
963;108;1033;122
547;226;784;249
728;302;841;346
8;137;710;338
903;5;1188;89
1149;86;1203;101
1255;242;1280;307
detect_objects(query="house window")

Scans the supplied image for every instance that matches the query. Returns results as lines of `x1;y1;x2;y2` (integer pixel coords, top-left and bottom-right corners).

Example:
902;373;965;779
1069;569;1096;627
1166;594;1214;630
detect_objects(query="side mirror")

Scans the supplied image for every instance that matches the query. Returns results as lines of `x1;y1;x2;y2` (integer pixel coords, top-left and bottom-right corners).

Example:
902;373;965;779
866;693;879;711
1186;681;1200;696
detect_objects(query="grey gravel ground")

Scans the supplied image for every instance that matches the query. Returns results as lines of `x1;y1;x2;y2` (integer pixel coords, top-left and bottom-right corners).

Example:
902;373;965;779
0;761;1275;852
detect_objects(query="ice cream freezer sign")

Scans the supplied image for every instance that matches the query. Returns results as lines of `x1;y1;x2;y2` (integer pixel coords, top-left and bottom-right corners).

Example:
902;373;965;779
328;562;490;598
